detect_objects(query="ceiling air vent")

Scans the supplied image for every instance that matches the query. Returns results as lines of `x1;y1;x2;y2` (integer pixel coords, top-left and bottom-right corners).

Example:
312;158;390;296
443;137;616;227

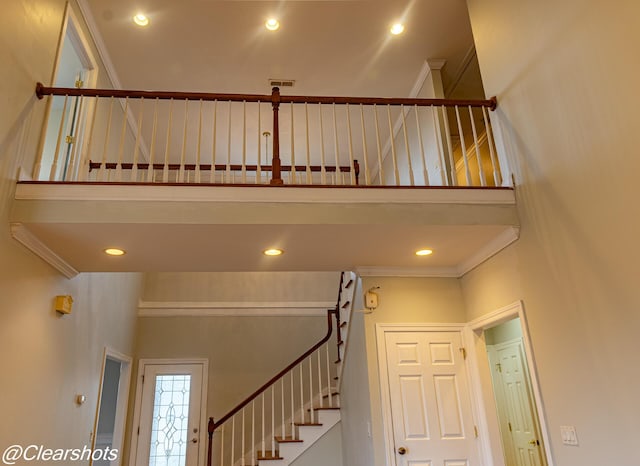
269;79;295;88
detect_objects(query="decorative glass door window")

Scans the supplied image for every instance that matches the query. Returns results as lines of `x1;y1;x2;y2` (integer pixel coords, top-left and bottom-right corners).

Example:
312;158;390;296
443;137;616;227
133;363;205;466
149;375;191;466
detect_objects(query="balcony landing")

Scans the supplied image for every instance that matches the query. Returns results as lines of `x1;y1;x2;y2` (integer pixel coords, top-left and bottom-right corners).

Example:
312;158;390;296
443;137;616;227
11;183;518;278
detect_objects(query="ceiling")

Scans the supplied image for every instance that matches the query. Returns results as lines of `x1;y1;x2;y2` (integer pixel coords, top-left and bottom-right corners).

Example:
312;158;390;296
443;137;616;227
82;0;479;98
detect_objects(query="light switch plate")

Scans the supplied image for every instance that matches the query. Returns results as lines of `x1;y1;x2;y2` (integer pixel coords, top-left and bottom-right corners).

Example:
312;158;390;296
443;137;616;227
560;425;578;446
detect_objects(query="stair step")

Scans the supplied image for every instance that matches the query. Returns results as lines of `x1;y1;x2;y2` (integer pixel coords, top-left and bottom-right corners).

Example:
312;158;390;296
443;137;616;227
341;300;350;309
340;321;348;328
257;451;283;461
295;422;322;427
322;392;339;399
275;436;303;443
307;407;340;412
334;358;342;364
345;279;354;289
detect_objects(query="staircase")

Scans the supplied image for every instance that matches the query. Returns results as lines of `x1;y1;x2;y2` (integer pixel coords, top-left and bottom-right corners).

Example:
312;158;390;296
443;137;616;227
207;272;357;466
255;408;341;465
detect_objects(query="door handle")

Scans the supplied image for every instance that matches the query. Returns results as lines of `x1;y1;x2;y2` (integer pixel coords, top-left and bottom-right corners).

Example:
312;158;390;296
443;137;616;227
528;439;539;446
191;438;198;444
397;447;407;455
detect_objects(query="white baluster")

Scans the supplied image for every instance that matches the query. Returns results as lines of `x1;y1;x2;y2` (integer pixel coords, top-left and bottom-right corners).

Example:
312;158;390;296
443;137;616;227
290;102;296;184
97;97;115;182
252;401;256;466
469;106;485;187
319;104;327;184
332;103;341;185
373;104;384;185
482;106;501;186
115;97;129;182
130;97;144;182
442;105;456;186
299;364;304;423
231;416;235;466
261;393;265;458
226;101;232;183
431;106;447;185
326;344;332;408
317;350;323;408
280;377;287;438
178;100;189;183
308;357;314;423
400;105;415;186
211;100;218;183
271;386;275;455
242;100;247;183
359;104;370;186
414;105;429;186
163;99;174;183
455;105;471;185
386;105;400;185
304;103;312;184
146;98;159;183
290;371;295;437
50;95;69;181
220;424;224;466
196;99;203;183
241;409;245;466
346;104;356;185
65;95;85;181
78;96;99;182
257;103;262;184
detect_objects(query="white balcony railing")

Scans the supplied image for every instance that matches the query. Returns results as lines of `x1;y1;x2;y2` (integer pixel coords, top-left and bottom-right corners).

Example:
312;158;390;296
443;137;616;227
33;84;508;188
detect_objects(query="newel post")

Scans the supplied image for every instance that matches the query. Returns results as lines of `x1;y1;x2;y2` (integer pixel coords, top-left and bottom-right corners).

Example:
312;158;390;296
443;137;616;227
207;417;214;466
270;86;283;185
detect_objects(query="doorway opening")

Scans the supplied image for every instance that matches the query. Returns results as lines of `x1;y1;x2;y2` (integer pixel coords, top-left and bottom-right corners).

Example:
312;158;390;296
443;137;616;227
35;5;97;181
467;301;553;466
91;349;132;466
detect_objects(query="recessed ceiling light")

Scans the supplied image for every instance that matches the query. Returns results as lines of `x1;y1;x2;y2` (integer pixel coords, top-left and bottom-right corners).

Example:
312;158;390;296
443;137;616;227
415;249;433;256
104;248;126;256
263;248;284;256
390;23;405;35
133;13;150;27
265;18;280;31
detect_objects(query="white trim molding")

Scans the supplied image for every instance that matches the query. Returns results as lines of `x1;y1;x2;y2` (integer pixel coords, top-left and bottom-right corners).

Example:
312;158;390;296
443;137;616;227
464;301;555;466
458;226;520;276
138;300;336;317
10;223;79;279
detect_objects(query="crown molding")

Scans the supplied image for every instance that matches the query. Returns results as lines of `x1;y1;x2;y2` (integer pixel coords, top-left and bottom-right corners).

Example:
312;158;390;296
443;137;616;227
355;266;460;278
138;300;336;317
10;223;79;279
457;226;520;276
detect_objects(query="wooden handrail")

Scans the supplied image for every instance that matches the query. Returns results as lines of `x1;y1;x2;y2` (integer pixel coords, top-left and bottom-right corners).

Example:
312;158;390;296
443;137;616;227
35;83;497;110
209;309;335;432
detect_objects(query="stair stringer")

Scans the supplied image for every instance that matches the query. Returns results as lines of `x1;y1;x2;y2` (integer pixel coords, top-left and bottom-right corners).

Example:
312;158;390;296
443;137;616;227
257;410;341;466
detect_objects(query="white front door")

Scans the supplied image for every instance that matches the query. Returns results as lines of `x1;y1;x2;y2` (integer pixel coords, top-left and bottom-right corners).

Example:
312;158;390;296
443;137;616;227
382;329;480;466
491;339;546;466
135;363;205;466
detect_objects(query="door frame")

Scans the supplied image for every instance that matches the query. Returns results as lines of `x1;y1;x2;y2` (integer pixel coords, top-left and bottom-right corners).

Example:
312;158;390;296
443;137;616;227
90;347;132;466
128;358;209;466
464;300;555;466
34;2;99;181
376;323;482;466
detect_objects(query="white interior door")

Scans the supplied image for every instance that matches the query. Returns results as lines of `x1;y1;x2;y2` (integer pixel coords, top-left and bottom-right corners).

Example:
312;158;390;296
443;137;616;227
135;363;205;466
491;339;546;466
383;330;480;466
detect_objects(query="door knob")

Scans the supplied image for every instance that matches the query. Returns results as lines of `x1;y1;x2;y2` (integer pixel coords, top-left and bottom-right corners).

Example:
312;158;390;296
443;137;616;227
397;447;407;455
191;438;198;444
529;439;539;446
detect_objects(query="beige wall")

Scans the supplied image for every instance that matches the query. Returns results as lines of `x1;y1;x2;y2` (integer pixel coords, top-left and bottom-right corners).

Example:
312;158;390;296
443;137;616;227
361;276;466;466
142;271;340;303
290;424;343;466
0;0;142;457
465;0;640;464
